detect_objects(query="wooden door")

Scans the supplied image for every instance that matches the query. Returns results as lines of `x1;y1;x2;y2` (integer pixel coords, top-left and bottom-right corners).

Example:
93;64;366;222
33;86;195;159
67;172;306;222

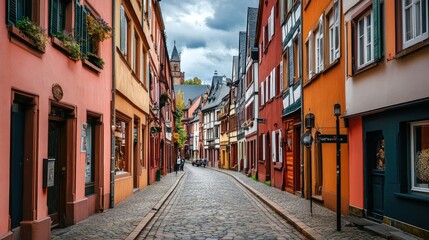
285;128;294;192
47;121;67;227
10;103;25;229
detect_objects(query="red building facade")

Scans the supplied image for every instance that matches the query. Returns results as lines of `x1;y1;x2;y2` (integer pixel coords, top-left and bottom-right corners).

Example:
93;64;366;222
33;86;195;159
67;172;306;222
256;0;285;189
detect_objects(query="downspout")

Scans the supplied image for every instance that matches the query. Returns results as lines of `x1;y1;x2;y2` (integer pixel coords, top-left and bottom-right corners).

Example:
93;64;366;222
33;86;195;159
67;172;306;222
300;0;305;198
110;0;116;209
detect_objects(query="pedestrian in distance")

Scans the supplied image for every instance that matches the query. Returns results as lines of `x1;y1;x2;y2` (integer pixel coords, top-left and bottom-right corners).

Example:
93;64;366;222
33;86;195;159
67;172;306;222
180;158;185;171
176;156;181;174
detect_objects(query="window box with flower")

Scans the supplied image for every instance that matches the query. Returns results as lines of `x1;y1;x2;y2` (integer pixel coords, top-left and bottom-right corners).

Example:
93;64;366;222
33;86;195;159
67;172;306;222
9;17;48;53
84;14;112;70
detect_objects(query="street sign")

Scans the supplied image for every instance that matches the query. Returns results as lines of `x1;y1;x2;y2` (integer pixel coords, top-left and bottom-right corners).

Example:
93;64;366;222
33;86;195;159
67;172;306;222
318;134;348;143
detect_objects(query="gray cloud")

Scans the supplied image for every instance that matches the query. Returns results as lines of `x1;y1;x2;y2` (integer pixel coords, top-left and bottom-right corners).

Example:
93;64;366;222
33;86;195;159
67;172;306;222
160;0;258;81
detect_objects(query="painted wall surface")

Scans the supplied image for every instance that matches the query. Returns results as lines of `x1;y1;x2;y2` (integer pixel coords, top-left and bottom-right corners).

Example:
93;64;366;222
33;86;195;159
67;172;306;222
348;117;364;209
303;0;349;213
0;0;112;236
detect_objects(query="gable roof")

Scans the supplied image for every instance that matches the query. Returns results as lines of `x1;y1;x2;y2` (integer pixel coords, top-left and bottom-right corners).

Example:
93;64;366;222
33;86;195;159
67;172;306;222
247;7;258;54
174;85;210;106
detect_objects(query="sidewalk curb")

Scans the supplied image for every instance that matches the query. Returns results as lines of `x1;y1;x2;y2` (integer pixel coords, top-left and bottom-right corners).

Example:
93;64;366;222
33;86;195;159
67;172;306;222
125;172;186;240
214;168;324;240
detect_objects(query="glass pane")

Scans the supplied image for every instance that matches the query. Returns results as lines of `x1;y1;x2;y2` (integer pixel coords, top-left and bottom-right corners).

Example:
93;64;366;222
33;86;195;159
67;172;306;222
376;138;385;170
405;0;413;7
359;20;364;65
335;25;339;50
413;123;429;190
416;1;422;36
422;0;427;33
406;6;413;40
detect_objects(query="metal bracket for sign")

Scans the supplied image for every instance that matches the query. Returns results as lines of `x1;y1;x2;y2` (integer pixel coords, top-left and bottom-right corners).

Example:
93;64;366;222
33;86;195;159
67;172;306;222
318;134;348;144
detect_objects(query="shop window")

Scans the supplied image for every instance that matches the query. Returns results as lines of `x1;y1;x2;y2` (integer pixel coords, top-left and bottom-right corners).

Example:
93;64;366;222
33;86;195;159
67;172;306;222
402;0;428;49
115;115;130;175
410;120;429;193
84;119;96;196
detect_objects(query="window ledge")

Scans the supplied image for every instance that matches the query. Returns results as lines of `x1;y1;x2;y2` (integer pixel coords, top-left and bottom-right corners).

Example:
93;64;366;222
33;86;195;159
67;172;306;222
82;59;102;73
274;162;283;170
396;39;429;59
324;58;340;74
8;25;45;54
394;192;429;203
51;37;78;61
353;60;380;77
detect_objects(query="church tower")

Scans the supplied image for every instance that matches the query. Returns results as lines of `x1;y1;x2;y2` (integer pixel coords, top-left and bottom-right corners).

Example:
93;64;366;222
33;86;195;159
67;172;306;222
171;41;184;85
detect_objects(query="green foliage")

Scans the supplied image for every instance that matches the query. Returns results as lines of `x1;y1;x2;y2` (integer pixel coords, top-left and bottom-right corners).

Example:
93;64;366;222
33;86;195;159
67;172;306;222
86;14;112;43
251;175;257;181
175;90;187;148
55;32;81;60
265;181;271;186
15;17;48;49
87;52;105;69
184;77;202;85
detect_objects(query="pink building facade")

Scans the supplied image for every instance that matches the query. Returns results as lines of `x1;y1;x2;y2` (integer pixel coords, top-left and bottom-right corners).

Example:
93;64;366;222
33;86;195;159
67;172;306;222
1;0;112;239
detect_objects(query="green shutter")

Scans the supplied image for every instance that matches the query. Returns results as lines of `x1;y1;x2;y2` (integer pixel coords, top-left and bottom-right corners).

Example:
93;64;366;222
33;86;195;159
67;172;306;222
74;1;82;41
373;0;381;60
81;7;88;55
49;0;59;36
7;0;18;24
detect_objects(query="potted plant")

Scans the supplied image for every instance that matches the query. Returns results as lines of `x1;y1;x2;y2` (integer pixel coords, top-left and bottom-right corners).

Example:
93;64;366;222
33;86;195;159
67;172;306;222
159;93;170;108
14;17;48;50
54;32;81;61
86;15;112;44
86;52;105;69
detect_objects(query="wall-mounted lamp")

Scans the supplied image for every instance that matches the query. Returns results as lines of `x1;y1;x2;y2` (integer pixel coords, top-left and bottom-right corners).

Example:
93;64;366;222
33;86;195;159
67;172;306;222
149;102;160;123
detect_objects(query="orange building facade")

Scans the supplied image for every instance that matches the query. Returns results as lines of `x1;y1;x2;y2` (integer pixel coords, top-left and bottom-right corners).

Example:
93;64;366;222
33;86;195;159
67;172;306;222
302;0;349;214
1;0;113;238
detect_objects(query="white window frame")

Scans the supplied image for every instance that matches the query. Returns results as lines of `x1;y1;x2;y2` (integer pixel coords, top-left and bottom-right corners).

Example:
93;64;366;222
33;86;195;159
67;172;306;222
329;0;340;63
410;120;429;193
280;60;284;91
272;132;276;162
315;17;324;74
120;4;128;55
278;130;283;163
262;134;266;161
357;10;374;69
307;31;314;79
402;0;429;48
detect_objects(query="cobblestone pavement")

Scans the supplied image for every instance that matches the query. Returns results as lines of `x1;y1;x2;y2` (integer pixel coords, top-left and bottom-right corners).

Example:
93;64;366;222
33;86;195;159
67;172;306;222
51;170;185;240
215;168;384;240
138;165;306;240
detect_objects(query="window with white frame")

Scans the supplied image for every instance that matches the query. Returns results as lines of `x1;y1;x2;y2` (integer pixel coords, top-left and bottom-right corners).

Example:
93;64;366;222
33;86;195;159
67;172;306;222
357;10;374;68
329;0;340;63
402;0;429;48
120;4;129;57
307;32;313;79
410;120;429;193
315;20;324;74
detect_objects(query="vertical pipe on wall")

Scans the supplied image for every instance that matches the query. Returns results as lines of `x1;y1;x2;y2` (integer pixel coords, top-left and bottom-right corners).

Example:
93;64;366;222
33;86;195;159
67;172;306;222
110;0;116;209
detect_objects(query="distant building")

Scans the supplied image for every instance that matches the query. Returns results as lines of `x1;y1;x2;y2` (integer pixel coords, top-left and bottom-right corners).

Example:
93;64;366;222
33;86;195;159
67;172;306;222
170;41;185;85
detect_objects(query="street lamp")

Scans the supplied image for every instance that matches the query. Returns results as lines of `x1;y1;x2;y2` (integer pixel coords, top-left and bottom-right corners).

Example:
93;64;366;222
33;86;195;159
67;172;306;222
302;112;315;216
149;103;160;123
334;103;341;231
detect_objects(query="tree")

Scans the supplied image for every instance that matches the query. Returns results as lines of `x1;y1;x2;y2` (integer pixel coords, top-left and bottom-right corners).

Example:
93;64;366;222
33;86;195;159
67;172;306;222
175;90;187;149
184;77;202;85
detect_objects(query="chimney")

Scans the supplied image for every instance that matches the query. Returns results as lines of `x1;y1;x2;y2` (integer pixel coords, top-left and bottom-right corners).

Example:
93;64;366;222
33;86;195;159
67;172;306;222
214;70;218;76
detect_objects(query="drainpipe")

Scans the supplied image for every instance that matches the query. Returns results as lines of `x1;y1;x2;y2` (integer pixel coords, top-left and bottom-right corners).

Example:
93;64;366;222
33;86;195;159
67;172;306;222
300;0;305;198
110;0;116;209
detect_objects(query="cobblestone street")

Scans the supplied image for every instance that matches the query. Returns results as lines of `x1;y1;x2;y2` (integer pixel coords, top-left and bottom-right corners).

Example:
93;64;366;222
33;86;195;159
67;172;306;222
138;165;305;239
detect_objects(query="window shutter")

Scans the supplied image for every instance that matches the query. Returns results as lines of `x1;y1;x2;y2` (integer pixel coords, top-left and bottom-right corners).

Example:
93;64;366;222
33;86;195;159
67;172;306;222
280;60;284;91
271;7;275;38
81;7;88;55
261;82;265;105
49;0;59;36
7;0;17;24
120;5;126;54
266;77;269;103
373;0;381;60
272;68;276;98
272;132;276;162
280;0;285;23
75;1;82;42
278;130;283;163
289;47;294;87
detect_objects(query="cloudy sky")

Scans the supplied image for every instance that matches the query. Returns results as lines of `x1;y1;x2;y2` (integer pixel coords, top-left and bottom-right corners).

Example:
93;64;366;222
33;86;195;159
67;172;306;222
160;0;259;84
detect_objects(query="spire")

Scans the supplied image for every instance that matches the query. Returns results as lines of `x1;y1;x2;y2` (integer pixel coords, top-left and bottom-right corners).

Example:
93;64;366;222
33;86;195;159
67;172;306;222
171;41;180;62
